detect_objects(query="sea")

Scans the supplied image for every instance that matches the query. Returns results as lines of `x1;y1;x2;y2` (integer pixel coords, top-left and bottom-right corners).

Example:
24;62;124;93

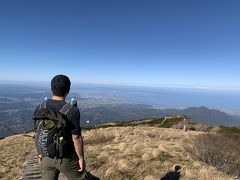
73;84;240;113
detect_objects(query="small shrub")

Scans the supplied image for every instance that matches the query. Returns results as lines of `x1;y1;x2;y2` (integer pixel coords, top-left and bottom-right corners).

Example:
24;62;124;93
189;126;196;131
0;137;5;140
147;133;156;138
193;123;212;132
184;133;240;176
158;152;173;163
218;125;240;135
128;176;137;180
160;118;182;128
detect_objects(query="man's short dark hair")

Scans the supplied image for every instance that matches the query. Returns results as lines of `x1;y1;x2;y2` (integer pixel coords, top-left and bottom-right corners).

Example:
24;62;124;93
51;74;71;96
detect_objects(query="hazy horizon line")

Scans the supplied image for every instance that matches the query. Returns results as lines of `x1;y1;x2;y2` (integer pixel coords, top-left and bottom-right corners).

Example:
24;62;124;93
0;79;240;92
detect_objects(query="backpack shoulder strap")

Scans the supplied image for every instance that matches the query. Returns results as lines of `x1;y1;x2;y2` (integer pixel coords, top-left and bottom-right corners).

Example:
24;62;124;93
39;101;47;110
59;103;73;116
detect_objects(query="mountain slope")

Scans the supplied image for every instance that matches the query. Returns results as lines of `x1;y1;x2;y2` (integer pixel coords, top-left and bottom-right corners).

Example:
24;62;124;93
179;106;240;126
0;124;233;180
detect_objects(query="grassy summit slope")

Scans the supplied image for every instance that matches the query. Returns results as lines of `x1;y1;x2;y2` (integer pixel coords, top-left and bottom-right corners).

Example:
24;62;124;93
0;117;236;180
84;126;231;180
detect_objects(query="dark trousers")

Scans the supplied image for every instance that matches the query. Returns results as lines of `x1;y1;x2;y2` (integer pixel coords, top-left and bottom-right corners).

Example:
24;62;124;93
41;154;85;180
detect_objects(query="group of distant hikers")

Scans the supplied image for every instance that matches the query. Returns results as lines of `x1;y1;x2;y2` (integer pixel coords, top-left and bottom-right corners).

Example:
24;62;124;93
33;74;98;180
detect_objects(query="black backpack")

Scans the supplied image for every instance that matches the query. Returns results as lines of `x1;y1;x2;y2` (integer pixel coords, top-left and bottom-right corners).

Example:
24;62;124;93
33;101;73;159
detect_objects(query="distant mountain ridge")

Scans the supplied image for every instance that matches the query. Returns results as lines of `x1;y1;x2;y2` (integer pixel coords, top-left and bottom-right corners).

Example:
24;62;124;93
184;106;240;125
1;103;240;138
162;106;240;126
80;104;240;127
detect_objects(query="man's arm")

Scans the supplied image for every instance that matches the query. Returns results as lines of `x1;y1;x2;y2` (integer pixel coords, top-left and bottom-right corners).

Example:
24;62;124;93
72;134;85;171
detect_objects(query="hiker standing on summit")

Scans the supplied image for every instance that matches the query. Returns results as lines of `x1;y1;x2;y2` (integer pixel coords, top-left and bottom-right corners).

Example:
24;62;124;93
33;74;86;180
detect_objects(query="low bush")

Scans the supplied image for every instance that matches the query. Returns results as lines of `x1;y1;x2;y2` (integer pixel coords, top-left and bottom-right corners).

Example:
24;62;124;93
217;125;240;135
184;133;240;176
193;123;213;132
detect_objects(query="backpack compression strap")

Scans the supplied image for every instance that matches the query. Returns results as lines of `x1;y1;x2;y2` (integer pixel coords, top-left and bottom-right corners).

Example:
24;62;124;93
39;101;47;110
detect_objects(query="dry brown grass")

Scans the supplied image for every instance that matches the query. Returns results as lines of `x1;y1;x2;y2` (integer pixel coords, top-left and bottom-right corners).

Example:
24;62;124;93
0;132;35;180
0;126;235;180
83;126;232;180
84;132;115;146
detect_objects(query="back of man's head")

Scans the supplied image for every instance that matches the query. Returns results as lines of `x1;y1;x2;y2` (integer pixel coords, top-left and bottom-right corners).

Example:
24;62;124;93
51;74;71;97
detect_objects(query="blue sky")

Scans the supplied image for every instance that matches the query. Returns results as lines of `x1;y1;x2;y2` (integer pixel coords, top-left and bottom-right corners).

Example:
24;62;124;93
0;0;240;89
